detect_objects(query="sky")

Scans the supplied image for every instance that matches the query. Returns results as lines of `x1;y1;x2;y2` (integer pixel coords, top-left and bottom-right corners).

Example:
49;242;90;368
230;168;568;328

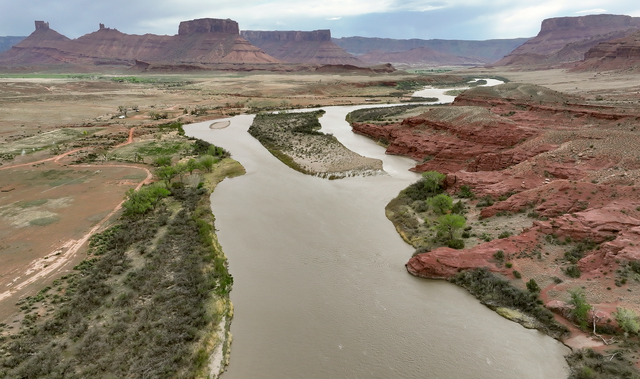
1;0;640;40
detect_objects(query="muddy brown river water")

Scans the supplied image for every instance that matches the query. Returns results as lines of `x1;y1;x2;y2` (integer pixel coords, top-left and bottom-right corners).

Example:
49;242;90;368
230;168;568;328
185;101;570;378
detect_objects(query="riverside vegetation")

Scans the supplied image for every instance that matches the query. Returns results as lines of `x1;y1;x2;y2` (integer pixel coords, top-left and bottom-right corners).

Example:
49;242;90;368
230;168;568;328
248;110;382;179
0;124;243;378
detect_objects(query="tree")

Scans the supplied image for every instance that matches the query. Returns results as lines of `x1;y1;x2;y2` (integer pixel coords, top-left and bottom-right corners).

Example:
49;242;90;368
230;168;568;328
155;165;178;186
186;158;200;175
568;288;591;330
198;155;217;173
421;171;446;193
122;184;170;217
429;194;453;214
526;279;541;293
435;214;466;243
153;155;172;167
614;307;640;336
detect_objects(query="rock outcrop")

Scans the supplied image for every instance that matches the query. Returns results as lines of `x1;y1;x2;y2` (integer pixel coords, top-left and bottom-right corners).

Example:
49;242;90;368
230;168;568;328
241;30;362;65
573;30;640;72
0;19;279;68
494;14;640;67
351;102;538;173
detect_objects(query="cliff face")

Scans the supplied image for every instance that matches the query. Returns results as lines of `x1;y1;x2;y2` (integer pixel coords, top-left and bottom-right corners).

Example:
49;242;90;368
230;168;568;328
495;14;640;67
0;18;279;68
574;30;640;72
333;37;529;64
241;30;362;65
178;18;239;35
358;46;486;66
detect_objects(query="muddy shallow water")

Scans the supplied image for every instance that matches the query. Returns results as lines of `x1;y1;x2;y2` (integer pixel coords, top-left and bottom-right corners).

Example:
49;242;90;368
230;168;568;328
185;97;570;378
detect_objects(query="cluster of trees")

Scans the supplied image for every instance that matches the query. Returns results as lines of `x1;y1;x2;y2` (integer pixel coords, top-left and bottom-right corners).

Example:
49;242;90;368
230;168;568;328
415;171;468;250
568;288;640;337
150;143;228;187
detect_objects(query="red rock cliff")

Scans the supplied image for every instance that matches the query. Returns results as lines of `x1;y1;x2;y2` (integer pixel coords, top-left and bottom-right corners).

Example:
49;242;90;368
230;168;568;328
178;18;239;35
241;29;362;65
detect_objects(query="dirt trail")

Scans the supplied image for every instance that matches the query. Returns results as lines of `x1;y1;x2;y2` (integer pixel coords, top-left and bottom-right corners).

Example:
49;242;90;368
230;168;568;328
0;127;152;305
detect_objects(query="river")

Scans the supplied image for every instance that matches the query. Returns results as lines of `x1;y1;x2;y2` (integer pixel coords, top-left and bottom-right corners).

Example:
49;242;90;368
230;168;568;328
184;82;570;379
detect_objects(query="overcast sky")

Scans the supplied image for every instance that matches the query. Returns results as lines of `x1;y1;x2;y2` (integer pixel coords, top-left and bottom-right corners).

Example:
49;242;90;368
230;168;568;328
2;0;640;40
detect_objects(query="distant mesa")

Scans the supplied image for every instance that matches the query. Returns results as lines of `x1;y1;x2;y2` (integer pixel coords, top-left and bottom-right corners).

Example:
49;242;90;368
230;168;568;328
241;29;363;65
333;36;529;65
0;18;280;69
358;46;486;67
494;14;640;67
179;18;239;35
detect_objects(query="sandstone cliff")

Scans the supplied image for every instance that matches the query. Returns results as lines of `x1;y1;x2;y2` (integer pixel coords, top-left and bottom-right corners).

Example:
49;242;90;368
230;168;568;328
241;30;362;65
0;19;279;68
334;36;529;64
494;14;640;67
573;30;640;72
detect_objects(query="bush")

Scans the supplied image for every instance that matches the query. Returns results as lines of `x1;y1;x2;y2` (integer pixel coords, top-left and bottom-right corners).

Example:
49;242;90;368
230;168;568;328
447;239;465;249
568;288;591;329
614;307;640;336
526;279;541;293
564;265;581;278
498;231;513;239
429;194;453;214
449;268;568;337
476;195;495;208
493;250;505;261
451;200;466;215
513;270;522;279
457;185;475;199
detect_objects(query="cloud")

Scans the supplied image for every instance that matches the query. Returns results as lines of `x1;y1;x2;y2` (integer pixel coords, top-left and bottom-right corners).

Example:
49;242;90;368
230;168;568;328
0;0;639;40
576;9;607;14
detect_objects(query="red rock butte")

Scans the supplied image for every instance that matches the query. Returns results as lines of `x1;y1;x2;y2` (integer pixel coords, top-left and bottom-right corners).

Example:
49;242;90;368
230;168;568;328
0;18;280;68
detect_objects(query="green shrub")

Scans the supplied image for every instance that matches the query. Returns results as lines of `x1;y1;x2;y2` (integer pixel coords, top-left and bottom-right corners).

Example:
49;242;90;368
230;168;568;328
457;185;475;199
526;279;541;293
513;270;522;279
564;265;581;278
429;194;453;214
614;307;640;336
447;239;465;249
498;231;513;239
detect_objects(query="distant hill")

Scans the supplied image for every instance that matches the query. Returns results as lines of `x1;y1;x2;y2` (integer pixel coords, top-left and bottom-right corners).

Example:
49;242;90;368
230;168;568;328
0;19;280;69
494;14;640;67
241;30;363;65
358;47;486;67
0;36;25;53
333;37;529;64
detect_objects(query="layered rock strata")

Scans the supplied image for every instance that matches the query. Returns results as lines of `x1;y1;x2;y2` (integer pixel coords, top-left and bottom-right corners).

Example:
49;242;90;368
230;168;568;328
0;19;279;68
241;30;362;65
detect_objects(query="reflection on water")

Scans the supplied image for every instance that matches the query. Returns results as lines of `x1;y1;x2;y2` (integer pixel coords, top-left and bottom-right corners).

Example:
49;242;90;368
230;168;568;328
184;86;568;379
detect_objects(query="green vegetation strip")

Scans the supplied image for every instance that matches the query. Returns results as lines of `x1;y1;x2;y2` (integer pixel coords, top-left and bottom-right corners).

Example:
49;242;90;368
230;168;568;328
0;135;239;379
